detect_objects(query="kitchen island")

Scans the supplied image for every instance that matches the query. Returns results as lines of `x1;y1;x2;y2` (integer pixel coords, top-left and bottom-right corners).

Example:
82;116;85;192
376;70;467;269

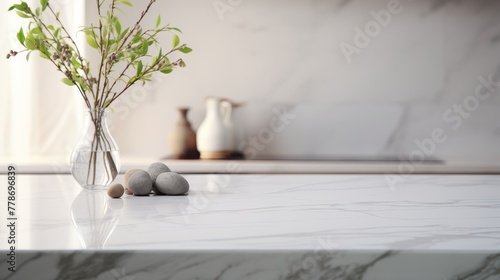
1;174;499;279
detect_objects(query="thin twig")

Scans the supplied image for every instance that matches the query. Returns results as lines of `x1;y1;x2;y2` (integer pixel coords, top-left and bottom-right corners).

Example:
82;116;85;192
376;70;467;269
46;4;94;99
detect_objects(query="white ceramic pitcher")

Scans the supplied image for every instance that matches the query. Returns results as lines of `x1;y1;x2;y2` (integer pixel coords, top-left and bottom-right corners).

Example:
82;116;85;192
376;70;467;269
197;97;234;159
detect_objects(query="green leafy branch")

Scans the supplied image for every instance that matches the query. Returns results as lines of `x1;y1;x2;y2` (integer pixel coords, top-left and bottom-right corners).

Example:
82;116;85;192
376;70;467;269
7;0;192;109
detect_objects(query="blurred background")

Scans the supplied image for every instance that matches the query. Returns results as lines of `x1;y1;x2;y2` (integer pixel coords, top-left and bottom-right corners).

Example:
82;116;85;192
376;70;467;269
1;0;500;167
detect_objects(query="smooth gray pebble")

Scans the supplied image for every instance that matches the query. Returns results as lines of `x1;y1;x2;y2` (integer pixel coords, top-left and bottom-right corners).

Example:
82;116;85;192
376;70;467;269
154;172;189;195
147;162;171;194
128;170;153;196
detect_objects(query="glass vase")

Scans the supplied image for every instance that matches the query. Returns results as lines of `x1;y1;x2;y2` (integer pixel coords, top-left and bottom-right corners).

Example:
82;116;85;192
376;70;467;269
71;108;120;190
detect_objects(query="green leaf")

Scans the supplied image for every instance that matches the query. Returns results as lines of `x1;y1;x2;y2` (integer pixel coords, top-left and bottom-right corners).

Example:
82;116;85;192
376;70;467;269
71;55;81;68
120;28;129;40
39;51;49;59
39;43;49;57
33;37;41;48
132;32;142;43
140;41;148;55
30;27;42;36
9;3;29;13
168;27;182;33
178;46;192;53
118;0;133;7
62;78;75;86
154;52;163;65
103;99;113;108
25;37;36;50
40;0;48;11
156;15;161;28
26;51;32;61
136;60;143;76
179;60;186;67
172;34;180;48
160;67;173;74
102;27;108;39
17;28;25;46
16;11;31;18
86;34;99;49
127;77;137;86
73;75;83;85
115;20;121;35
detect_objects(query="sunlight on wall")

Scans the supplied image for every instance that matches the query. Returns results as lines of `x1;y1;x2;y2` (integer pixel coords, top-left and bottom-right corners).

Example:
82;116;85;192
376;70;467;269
1;0;86;163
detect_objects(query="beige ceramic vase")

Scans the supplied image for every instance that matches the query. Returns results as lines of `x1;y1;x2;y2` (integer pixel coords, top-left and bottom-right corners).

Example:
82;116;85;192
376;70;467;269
168;108;200;159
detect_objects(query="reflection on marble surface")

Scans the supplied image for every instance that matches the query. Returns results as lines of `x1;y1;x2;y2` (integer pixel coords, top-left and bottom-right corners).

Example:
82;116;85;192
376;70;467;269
71;190;123;249
0;174;500;279
1;174;500;251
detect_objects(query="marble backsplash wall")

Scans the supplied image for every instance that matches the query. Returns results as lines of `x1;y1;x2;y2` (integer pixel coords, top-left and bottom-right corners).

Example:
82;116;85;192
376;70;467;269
104;0;500;162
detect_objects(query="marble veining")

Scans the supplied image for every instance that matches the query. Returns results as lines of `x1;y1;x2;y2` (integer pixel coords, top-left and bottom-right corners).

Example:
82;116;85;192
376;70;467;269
101;0;500;163
1;174;500;279
2;174;498;251
1;251;500;280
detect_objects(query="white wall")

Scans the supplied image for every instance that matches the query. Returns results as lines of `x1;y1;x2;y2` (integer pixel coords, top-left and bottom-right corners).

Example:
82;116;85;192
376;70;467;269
86;0;500;162
1;0;83;160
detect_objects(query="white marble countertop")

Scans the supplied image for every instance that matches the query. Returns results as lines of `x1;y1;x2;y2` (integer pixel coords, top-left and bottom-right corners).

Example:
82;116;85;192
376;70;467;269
1;174;499;251
1;174;500;279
